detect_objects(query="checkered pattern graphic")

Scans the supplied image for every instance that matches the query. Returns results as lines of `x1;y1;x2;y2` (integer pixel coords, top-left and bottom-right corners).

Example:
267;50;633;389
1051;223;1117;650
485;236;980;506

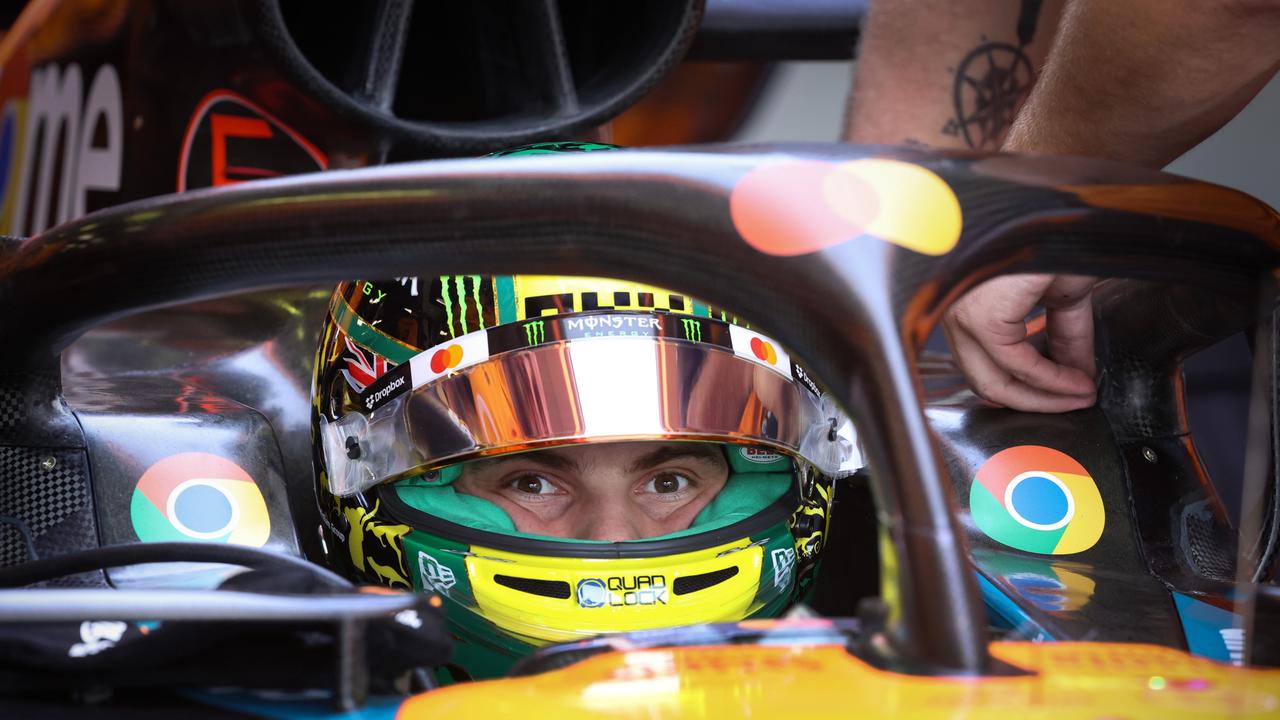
0;524;26;567
0;446;89;569
0;383;25;429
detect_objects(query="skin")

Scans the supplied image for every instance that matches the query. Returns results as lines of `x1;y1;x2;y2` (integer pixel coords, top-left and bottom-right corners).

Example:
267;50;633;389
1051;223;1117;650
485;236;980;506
942;274;1097;412
844;0;1064;148
454;442;729;541
847;0;1280;412
950;0;1280;412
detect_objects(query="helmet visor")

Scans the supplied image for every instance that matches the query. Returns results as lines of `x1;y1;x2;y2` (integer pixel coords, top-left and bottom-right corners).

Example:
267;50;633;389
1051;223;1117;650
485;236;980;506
321;312;849;496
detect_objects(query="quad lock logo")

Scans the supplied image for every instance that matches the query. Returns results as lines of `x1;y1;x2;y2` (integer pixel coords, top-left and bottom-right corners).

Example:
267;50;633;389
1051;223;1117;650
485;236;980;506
576;576;668;608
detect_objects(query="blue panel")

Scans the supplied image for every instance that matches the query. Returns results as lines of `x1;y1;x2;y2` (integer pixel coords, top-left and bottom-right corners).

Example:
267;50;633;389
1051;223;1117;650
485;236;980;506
976;572;1053;642
1172;592;1245;665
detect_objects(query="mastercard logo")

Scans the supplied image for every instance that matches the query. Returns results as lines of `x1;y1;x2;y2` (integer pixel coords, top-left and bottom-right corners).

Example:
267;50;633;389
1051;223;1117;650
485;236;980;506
429;344;463;373
130;452;270;546
750;337;777;364
970;446;1104;555
730;158;962;257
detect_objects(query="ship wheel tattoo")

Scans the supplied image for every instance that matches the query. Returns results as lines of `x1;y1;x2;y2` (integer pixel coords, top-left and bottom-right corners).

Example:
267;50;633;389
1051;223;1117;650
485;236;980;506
941;0;1043;150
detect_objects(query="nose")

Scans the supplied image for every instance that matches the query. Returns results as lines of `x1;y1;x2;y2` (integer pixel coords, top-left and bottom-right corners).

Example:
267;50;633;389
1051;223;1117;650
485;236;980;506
577;501;646;542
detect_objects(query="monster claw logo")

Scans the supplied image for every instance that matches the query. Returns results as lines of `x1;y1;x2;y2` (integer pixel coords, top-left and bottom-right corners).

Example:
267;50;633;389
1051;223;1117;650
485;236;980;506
439;275;487;337
680;318;702;342
971;445;1105;555
130;453;270;546
523;320;546;346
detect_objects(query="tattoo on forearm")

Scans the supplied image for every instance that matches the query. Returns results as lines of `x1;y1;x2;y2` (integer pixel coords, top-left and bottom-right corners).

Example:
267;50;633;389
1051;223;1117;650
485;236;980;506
941;0;1043;150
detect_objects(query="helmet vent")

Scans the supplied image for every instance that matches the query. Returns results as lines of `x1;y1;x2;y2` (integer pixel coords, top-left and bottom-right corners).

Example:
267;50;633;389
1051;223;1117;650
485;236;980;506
672;566;739;595
493;574;572;599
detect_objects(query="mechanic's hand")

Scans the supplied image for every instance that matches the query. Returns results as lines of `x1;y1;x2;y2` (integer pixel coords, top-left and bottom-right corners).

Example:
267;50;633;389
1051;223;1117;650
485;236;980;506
941;274;1098;413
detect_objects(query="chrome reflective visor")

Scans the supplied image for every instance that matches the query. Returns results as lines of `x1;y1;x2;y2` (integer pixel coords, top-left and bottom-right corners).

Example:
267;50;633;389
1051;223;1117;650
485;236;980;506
321;312;852;497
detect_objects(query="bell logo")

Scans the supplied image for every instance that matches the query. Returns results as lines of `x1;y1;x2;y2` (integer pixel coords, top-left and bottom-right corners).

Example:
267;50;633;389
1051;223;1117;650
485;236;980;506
429;345;463;374
741;447;783;464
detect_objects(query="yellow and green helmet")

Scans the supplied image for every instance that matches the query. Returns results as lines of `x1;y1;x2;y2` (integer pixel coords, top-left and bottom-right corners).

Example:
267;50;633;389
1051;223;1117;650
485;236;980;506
309;144;856;681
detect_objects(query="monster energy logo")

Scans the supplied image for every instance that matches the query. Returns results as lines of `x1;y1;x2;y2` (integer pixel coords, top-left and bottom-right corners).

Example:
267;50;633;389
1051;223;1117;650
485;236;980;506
523;320;545;345
680;318;702;342
439;275;486;337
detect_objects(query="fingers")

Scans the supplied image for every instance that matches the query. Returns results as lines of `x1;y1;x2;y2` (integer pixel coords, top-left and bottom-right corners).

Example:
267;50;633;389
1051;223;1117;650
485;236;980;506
1041;274;1098;381
942;274;1098;412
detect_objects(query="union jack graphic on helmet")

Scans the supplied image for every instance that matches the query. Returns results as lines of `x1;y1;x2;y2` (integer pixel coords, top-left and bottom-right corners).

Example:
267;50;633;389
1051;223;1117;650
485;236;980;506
341;335;388;392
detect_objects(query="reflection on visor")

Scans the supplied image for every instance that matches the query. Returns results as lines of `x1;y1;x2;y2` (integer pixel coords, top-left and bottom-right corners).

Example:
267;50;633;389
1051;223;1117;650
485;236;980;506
321;312;851;496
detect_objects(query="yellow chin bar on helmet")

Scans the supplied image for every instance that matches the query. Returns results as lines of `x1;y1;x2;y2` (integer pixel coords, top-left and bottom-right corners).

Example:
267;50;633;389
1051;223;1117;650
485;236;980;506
464;539;778;645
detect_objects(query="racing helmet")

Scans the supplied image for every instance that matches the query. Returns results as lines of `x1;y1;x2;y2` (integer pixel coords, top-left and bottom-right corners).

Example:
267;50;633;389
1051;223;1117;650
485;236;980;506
309;144;855;681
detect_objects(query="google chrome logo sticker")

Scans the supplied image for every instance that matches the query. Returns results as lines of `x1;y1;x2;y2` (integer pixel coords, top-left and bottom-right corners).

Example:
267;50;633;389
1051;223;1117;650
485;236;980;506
130;452;270;546
970;446;1104;555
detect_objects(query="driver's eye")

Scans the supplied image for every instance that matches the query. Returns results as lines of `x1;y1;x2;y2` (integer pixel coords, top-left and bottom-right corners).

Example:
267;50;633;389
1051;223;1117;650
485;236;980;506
646;472;690;494
512;475;556;495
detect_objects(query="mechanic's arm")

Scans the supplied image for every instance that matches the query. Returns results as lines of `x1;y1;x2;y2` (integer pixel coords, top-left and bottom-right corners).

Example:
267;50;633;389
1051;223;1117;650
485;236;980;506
842;0;1064;148
946;0;1280;413
1005;0;1280;166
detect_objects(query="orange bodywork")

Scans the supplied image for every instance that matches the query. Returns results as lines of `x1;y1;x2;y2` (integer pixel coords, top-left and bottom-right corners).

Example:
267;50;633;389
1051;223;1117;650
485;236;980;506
399;641;1280;719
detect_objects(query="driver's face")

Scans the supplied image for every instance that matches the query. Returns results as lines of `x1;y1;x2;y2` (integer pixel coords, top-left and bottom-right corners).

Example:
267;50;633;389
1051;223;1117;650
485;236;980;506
454;442;728;542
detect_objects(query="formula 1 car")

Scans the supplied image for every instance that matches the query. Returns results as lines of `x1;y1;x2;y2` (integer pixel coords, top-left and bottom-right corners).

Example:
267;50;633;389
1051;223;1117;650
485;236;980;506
0;1;1277;717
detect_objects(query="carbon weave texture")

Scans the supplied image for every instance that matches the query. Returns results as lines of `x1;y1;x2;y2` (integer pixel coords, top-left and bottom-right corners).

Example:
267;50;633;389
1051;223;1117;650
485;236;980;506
1181;503;1236;582
0;447;103;586
0;523;25;567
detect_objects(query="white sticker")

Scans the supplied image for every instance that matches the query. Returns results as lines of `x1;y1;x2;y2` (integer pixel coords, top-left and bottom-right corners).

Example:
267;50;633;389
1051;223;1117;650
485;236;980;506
728;324;792;377
409;328;490;388
1221;628;1246;666
395;609;423;629
68;620;127;658
772;547;797;589
419;551;457;596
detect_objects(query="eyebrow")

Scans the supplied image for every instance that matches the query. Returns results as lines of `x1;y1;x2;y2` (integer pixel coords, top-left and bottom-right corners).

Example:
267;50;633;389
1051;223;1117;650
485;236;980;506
625;444;725;474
